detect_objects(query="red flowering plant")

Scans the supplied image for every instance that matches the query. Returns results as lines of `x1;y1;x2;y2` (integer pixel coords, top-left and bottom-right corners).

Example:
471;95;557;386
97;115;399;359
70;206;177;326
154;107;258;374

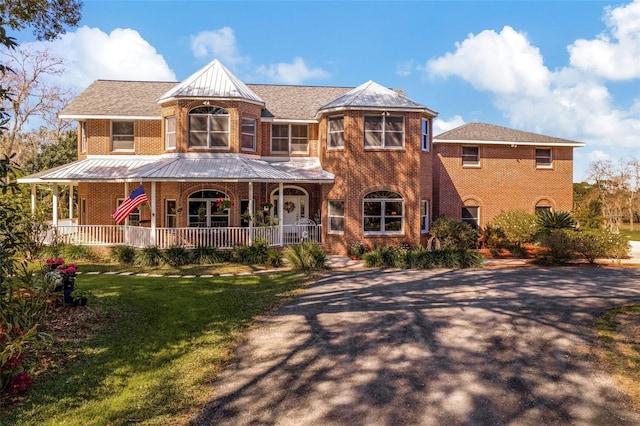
1;323;37;396
214;197;233;211
43;258;77;291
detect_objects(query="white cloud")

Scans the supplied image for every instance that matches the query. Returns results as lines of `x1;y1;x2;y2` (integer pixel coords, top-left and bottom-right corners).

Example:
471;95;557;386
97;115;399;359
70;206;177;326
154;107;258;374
396;60;414;77
433;115;465;135
588;150;613;162
24;26;176;91
190;27;246;67
568;0;640;80
254;57;329;84
426;26;551;97
423;1;640;156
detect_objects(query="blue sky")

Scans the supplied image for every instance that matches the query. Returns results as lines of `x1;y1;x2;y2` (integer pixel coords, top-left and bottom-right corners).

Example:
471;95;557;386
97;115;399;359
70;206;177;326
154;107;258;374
12;0;640;182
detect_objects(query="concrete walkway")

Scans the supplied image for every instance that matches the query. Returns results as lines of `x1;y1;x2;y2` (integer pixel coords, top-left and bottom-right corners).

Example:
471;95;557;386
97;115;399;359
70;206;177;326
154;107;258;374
194;265;640;425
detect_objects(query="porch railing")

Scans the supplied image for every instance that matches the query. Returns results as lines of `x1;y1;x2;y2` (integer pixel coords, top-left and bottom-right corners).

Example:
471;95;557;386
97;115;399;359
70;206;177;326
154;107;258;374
45;224;322;249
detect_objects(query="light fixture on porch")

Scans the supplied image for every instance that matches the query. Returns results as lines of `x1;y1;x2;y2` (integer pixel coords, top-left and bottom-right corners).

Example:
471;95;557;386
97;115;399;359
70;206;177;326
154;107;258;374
203;100;210;105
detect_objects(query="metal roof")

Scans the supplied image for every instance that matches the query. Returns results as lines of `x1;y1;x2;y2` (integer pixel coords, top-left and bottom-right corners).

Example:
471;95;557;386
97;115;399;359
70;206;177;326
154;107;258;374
318;80;437;116
157;59;264;105
18;154;335;184
434;122;586;147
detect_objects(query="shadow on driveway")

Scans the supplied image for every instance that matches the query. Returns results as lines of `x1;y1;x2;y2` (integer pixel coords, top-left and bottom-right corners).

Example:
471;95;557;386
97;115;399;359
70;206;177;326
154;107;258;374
194;266;640;425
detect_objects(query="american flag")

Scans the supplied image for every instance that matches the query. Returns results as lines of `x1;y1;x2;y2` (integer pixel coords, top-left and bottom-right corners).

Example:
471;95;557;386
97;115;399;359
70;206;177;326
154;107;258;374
112;186;148;224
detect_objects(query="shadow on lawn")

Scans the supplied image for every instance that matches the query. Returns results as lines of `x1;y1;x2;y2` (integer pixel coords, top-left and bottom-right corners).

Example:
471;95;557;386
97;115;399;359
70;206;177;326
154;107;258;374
194;266;640;425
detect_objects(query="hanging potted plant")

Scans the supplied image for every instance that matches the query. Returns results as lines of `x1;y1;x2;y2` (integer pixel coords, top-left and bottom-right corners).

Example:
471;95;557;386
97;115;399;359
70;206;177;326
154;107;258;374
215;197;232;211
261;201;273;211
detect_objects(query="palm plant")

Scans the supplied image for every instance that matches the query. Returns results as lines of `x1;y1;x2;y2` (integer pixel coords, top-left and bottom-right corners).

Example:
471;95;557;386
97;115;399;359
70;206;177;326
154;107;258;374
536;210;576;230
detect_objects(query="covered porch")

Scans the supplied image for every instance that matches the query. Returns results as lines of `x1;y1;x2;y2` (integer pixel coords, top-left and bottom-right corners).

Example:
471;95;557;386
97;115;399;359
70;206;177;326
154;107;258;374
18;153;333;249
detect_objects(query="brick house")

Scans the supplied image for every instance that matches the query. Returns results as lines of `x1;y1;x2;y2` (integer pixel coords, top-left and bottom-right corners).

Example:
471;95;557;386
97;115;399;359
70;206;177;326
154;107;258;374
18;59;584;254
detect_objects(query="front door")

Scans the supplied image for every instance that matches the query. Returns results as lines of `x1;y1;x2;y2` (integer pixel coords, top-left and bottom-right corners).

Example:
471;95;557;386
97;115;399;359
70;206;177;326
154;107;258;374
271;187;308;226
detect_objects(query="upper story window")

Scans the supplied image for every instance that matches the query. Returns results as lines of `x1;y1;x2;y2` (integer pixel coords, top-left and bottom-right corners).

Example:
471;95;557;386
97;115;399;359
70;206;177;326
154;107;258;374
165;116;176;150
421;119;430;151
462;146;480;166
80;121;87;153
364;114;404;149
272;124;309;154
111;121;134;152
363;191;404;234
241;118;256;151
536;148;552;168
188;106;229;149
327;115;344;149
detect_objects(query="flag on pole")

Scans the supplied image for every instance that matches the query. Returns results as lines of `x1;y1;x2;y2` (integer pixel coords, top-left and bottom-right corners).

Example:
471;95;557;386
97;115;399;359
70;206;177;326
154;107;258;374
112;185;148;224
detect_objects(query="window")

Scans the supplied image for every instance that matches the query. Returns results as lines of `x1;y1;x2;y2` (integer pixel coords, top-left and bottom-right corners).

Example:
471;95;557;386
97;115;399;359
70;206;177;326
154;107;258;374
80;121;87;153
462;206;479;229
462;146;480;166
166;199;177;228
421;119;430;151
364;114;404;148
188;106;229;149
165;116;176;150
363;191;403;234
536;148;552;168
112;121;134;151
328;200;345;233
241;118;256;151
535;206;552;214
116;198;141;225
328;115;344;149
240;200;251;227
271;124;308;153
421;200;430;233
187;190;229;227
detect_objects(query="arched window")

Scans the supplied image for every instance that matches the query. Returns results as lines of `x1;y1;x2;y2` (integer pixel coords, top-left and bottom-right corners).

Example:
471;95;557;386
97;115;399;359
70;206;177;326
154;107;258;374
188;106;229;149
363;191;403;234
188;190;229;227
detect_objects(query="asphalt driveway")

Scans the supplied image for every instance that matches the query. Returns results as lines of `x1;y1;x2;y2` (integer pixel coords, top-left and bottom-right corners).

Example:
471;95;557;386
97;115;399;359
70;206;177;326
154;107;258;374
195;266;640;425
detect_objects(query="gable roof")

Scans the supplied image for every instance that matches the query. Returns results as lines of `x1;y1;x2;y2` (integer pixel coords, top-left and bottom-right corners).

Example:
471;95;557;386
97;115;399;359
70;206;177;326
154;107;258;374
434;122;585;147
157;59;264;105
318;80;437;116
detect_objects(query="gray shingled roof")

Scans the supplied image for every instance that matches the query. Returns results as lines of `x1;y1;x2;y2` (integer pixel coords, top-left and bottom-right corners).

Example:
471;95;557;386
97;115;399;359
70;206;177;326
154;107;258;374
18;154;335;184
157;59;264;104
318;80;436;115
59;80;177;118
434;122;585;147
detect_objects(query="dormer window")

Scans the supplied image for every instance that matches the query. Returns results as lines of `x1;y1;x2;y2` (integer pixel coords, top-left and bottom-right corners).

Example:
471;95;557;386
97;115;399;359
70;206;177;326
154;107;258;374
188;106;229;149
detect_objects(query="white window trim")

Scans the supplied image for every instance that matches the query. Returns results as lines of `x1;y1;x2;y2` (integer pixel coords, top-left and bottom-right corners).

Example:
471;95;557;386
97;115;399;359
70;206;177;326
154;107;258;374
165;116;176;151
271;123;309;154
327;115;344;150
421;119;430;152
241;118;257;151
363;114;405;150
111;120;135;152
461;206;480;229
535;147;553;169
80;121;87;153
188;106;230;150
363;192;404;235
328;200;345;234
421;200;430;234
462;145;480;167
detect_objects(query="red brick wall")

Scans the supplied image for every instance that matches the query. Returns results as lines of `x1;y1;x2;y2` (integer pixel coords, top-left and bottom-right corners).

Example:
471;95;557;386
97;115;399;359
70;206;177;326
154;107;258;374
433;143;574;227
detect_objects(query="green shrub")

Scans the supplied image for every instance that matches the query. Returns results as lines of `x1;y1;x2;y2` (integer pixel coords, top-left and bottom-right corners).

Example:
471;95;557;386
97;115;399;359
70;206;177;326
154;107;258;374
573;229;631;264
366;246;484;269
431;217;478;249
164;246;190;267
266;249;283;268
489;210;538;247
61;244;100;262
537;210;576;230
363;250;383;268
135;246;165;267
111;245;136;265
535;229;577;265
235;239;270;265
283;242;328;272
190;246;223;264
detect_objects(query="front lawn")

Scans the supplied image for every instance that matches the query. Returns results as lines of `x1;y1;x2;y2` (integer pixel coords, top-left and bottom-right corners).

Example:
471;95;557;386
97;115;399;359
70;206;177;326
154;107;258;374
1;271;307;425
618;223;640;242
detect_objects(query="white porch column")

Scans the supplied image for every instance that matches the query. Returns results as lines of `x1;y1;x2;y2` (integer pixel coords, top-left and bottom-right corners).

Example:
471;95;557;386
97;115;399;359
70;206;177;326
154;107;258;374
248;181;254;245
68;184;74;220
52;184;59;226
30;184;36;215
150;181;156;246
278;182;284;246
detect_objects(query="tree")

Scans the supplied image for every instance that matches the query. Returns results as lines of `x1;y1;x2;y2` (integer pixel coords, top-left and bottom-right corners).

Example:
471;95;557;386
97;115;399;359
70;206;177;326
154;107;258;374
24;130;76;173
1;46;72;161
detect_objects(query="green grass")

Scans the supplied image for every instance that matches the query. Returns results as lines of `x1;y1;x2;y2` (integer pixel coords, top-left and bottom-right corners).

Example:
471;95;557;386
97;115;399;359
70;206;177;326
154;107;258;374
619;223;640;242
2;272;307;425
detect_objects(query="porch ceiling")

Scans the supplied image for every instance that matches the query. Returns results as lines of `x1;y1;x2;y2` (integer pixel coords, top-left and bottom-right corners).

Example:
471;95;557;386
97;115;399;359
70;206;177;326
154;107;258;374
17;154;335;184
